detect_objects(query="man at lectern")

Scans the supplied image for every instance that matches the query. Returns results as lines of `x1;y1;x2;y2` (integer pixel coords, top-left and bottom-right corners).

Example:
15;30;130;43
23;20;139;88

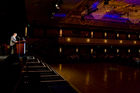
10;33;18;54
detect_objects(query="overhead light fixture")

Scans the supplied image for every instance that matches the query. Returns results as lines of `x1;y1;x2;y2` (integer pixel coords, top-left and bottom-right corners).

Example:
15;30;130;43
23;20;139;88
86;38;90;43
117;49;119;53
59;47;62;53
76;48;79;53
59;29;62;37
120;40;123;44
56;4;58;7
91;32;94;38
139;49;140;53
133;41;136;44
104;49;107;53
91;48;94;54
56;4;60;9
128;34;131;38
104;39;107;43
117;33;119;38
128;49;131;53
104;32;107;37
67;37;71;42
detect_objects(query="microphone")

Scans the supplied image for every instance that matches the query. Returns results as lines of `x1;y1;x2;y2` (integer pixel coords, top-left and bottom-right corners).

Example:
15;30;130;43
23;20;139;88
22;37;25;41
17;36;20;39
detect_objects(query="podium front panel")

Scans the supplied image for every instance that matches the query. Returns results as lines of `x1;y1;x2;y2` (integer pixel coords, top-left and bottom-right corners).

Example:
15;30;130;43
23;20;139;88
16;41;26;55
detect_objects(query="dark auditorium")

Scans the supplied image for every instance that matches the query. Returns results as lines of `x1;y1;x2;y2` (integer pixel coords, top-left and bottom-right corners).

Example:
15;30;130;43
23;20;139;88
1;0;140;93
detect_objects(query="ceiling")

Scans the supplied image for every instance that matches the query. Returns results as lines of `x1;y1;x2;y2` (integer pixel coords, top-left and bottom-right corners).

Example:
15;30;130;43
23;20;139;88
25;0;140;25
89;0;140;24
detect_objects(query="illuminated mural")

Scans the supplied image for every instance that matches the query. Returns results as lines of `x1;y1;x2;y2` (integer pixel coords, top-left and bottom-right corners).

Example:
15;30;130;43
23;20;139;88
82;0;140;24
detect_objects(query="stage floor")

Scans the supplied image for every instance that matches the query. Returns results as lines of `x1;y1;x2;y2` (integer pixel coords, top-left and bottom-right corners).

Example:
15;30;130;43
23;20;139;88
50;63;140;93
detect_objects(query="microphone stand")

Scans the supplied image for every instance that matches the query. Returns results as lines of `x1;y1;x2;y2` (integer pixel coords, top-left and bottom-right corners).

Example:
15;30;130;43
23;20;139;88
18;36;20;58
23;37;26;55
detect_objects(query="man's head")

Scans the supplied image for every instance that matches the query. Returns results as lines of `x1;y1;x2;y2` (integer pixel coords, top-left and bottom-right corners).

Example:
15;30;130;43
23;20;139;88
13;33;17;37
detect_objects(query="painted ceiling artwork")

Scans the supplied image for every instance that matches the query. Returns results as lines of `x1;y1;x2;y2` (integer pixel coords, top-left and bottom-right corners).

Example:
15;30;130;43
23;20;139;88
25;0;140;25
81;0;140;24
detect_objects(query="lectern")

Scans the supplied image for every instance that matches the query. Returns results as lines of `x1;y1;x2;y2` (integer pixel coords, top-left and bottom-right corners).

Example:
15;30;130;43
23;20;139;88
16;40;26;56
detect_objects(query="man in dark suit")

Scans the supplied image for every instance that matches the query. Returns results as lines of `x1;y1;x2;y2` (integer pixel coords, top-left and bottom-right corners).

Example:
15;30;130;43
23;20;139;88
10;33;18;54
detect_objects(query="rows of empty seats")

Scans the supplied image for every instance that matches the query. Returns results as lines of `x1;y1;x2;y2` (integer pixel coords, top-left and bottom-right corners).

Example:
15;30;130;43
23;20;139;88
54;46;140;64
16;56;77;93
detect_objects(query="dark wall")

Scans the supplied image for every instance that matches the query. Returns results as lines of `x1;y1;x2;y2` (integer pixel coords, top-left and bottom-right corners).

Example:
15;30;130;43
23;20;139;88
0;0;26;43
